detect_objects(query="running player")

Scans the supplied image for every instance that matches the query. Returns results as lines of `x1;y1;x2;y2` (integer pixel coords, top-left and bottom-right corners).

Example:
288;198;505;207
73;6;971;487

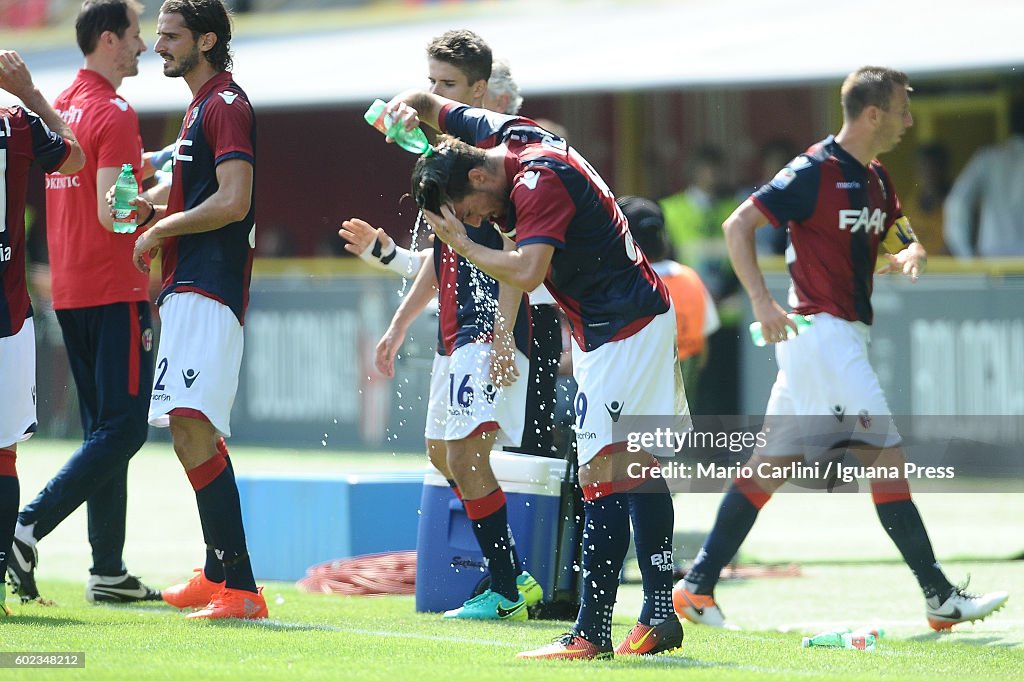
674;65;1009;632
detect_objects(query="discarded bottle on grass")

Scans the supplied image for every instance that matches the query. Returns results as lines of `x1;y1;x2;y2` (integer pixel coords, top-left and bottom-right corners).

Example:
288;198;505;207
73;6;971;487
113;164;138;234
749;313;812;347
363;99;430;155
801;631;876;651
851;626;886;640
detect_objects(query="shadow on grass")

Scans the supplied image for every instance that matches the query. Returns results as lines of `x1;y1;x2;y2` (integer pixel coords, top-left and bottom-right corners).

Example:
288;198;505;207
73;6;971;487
3;614;90;627
907;632;1021;648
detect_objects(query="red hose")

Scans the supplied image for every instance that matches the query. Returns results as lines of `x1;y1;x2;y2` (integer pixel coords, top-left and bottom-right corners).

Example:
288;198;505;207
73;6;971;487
297;551;418;596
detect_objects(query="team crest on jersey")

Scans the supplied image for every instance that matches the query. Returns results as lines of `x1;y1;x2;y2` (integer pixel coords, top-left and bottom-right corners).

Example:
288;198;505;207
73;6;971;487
521;170;540;190
186;107;199;129
770;167;796;190
142;328;154;352
218;91;239;105
110;97;129;112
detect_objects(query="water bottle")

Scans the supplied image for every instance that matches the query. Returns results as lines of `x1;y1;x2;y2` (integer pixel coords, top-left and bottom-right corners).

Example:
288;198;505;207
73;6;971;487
363;99;431;155
851;626;886;640
749;313;812;347
113;163;138;234
801;631;876;651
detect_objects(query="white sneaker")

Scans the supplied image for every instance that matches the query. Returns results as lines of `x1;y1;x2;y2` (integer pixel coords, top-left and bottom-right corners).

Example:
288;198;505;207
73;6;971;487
926;580;1009;631
672;580;730;628
86;573;162;604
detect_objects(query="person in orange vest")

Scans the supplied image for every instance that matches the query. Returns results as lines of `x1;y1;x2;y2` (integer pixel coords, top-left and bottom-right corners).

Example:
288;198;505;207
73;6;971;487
617;196;720;410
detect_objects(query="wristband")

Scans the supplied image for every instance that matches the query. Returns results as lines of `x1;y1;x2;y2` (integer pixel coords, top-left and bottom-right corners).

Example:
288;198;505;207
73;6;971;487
358;237;424;280
137;198;157;229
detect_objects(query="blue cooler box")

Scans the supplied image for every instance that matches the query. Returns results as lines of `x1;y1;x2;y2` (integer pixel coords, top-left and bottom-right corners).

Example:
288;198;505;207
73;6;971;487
415;451;568;612
237;471;423;581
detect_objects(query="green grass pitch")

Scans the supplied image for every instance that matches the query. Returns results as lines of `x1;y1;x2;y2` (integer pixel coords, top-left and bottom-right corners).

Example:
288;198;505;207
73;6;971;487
3;439;1021;680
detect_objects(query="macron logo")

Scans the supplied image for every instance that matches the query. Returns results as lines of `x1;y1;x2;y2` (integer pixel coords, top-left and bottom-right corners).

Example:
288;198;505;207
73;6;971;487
218;91;239;105
521;170;540;190
110;98;129;112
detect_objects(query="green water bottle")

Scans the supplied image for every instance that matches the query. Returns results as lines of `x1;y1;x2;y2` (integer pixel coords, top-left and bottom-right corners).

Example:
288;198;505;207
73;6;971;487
113;163;138;234
749;313;812;347
363;99;431;155
801;631;876;651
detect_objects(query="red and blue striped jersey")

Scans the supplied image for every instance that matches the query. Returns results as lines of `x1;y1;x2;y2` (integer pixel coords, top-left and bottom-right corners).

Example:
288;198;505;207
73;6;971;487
440;104;669;351
1;106;71;338
751;136;903;325
433;220;531;356
159;72;255;324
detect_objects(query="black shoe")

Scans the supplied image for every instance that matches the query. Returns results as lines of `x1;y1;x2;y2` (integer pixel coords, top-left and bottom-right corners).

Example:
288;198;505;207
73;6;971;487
6;537;40;602
86;573;163;603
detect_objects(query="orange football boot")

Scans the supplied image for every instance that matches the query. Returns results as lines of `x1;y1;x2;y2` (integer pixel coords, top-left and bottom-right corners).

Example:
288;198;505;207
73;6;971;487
162;568;224;609
186;586;268;620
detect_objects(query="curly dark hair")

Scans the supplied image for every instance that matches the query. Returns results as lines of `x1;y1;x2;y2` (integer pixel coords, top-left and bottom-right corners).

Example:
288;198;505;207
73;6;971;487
411;135;488;214
160;0;233;72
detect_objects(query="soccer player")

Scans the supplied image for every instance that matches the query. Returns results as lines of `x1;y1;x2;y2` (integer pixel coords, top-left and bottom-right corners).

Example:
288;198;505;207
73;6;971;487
381;92;687;659
129;0;266;619
8;0;161;606
674;66;1009;631
356;30;540;621
0;49;85;614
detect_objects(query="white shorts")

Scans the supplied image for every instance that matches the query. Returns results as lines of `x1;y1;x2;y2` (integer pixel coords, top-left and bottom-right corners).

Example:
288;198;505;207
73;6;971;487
424;353;449;441
424;343;528;445
149;292;243;437
571;310;687;466
0;318;36;448
758;312;900;457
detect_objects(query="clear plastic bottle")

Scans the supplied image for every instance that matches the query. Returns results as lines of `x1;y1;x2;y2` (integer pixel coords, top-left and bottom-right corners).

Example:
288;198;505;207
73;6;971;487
112;163;138;234
749;313;812;347
801;631;877;651
363;99;431;155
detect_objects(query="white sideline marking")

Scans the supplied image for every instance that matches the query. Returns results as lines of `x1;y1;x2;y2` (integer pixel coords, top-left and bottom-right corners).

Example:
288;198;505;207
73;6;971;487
264;620;520;647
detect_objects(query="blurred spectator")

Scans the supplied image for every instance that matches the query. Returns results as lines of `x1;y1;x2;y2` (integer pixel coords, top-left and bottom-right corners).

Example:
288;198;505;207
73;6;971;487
618;195;720;410
0;0;50;28
660;146;741;416
944;98;1024;257
740;138;799;256
658;145;737;300
904;142;951;255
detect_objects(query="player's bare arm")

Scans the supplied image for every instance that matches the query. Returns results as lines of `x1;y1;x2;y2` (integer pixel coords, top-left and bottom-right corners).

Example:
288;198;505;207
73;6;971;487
374;261;439;377
384;90;453;134
132;159;252;272
0;50;84;174
425;205;553;292
722;198;797;343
